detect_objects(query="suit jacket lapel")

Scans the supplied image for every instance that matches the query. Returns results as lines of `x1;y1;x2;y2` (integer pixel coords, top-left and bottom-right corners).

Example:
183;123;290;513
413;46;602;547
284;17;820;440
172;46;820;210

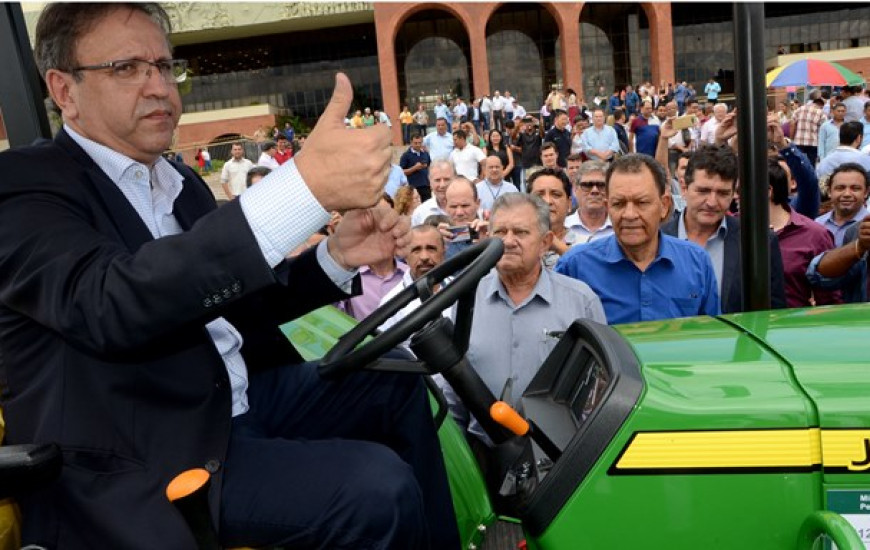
55;130;155;252
171;169;215;231
721;217;741;305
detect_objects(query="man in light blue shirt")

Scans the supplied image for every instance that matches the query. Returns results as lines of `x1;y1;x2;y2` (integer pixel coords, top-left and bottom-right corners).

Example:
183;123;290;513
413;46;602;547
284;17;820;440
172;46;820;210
433;97;451;125
580;108;620;162
423;117;454;160
556;154;719;323
705;77;721;102
384;163;408;198
818;102;846;160
816;122;870;184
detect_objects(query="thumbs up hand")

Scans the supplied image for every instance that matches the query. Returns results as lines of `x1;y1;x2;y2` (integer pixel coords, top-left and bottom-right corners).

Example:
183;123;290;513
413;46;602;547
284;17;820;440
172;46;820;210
295;73;392;212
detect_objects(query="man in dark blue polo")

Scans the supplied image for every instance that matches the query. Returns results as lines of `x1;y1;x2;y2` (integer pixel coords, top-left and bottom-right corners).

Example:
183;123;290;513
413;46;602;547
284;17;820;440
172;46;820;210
544;109;572;168
400;133;433;201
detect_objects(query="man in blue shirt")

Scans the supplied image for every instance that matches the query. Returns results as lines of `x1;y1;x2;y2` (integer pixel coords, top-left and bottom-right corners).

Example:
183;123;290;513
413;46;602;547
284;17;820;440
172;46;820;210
433;97;451;125
580;108;620;162
629;101;660;157
674;81;690;115
705;77;721;103
399;133;432;201
624;85;640;116
556;154;720;324
423;118;454;160
544;110;572;167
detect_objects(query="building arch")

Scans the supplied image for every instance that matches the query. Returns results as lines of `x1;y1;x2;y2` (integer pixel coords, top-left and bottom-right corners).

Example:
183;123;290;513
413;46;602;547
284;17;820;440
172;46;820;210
485;3;560;110
395;9;472;113
579;3;651;101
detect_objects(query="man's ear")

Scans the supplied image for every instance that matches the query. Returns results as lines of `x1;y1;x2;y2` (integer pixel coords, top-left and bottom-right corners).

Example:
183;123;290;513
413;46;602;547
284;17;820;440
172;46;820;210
45;69;77;121
660;192;672;221
541;230;554;252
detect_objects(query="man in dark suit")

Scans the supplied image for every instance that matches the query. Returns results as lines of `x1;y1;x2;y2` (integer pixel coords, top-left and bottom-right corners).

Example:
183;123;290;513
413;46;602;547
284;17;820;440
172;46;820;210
662;145;786;313
0;4;458;549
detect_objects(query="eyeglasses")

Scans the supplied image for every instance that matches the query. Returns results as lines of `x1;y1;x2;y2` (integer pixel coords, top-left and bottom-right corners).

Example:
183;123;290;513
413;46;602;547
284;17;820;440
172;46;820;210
72;59;188;85
578;180;606;191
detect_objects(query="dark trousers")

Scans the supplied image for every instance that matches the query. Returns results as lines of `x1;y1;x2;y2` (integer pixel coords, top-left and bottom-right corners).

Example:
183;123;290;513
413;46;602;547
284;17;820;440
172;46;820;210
416;184;432;203
481;114;490;133
796;144;818;166
219;363;459;549
493;111;504;132
402;123;412;145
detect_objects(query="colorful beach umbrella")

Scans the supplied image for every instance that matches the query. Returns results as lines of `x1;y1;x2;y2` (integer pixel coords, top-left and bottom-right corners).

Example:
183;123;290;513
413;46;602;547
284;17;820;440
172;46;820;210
766;59;865;87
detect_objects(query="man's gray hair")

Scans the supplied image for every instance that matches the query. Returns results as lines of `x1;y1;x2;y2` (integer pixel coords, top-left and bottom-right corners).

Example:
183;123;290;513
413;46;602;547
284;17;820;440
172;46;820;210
576;160;609;184
35;3;172;79
490;192;550;235
428;159;454;182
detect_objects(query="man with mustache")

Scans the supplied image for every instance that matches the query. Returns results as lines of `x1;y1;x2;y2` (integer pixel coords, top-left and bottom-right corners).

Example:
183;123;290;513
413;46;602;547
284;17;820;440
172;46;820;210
815;162;870;247
0;3;458;548
556;154;719;323
378;224;452;336
661;145;786;313
806;164;870;303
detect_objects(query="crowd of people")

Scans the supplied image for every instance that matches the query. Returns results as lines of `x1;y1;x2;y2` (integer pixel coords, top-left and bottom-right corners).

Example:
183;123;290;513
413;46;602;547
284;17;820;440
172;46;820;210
210;78;870;458
304;79;870;493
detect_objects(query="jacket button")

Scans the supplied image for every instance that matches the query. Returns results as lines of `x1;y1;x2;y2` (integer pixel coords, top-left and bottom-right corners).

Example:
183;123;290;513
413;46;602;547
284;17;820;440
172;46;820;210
203;298;213;308
222;288;232;299
204;459;221;474
213;293;223;305
231;282;242;293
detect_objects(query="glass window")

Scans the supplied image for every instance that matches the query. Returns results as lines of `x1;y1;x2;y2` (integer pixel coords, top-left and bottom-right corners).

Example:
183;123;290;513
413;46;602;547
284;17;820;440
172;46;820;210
488;3;559;109
487;30;543;112
395;9;471;115
579;3;650;101
174;23;380;127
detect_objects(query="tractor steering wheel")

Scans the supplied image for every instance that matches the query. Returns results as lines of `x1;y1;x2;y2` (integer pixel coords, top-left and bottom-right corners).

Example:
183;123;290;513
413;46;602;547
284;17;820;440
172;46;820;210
318;238;504;378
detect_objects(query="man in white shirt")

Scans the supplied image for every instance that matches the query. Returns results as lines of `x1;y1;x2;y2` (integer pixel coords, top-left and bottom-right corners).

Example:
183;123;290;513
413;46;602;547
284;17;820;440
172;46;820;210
564;160;614;243
452;97;468;123
491;90;505;132
448;129;486;181
411;159;454;226
479;94;492;132
378;224;452;340
256;140;281;170
221;142;255;200
700;103;728;145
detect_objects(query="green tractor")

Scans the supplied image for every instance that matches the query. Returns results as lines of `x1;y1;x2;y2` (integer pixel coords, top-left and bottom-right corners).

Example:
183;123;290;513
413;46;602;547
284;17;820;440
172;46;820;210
279;239;870;550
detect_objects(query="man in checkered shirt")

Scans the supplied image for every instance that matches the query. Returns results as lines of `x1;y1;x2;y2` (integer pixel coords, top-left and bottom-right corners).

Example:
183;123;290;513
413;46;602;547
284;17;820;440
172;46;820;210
790;91;826;166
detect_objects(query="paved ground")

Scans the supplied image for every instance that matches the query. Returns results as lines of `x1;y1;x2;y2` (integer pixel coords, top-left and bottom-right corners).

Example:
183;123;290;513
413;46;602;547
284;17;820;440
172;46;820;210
200;145;408;203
